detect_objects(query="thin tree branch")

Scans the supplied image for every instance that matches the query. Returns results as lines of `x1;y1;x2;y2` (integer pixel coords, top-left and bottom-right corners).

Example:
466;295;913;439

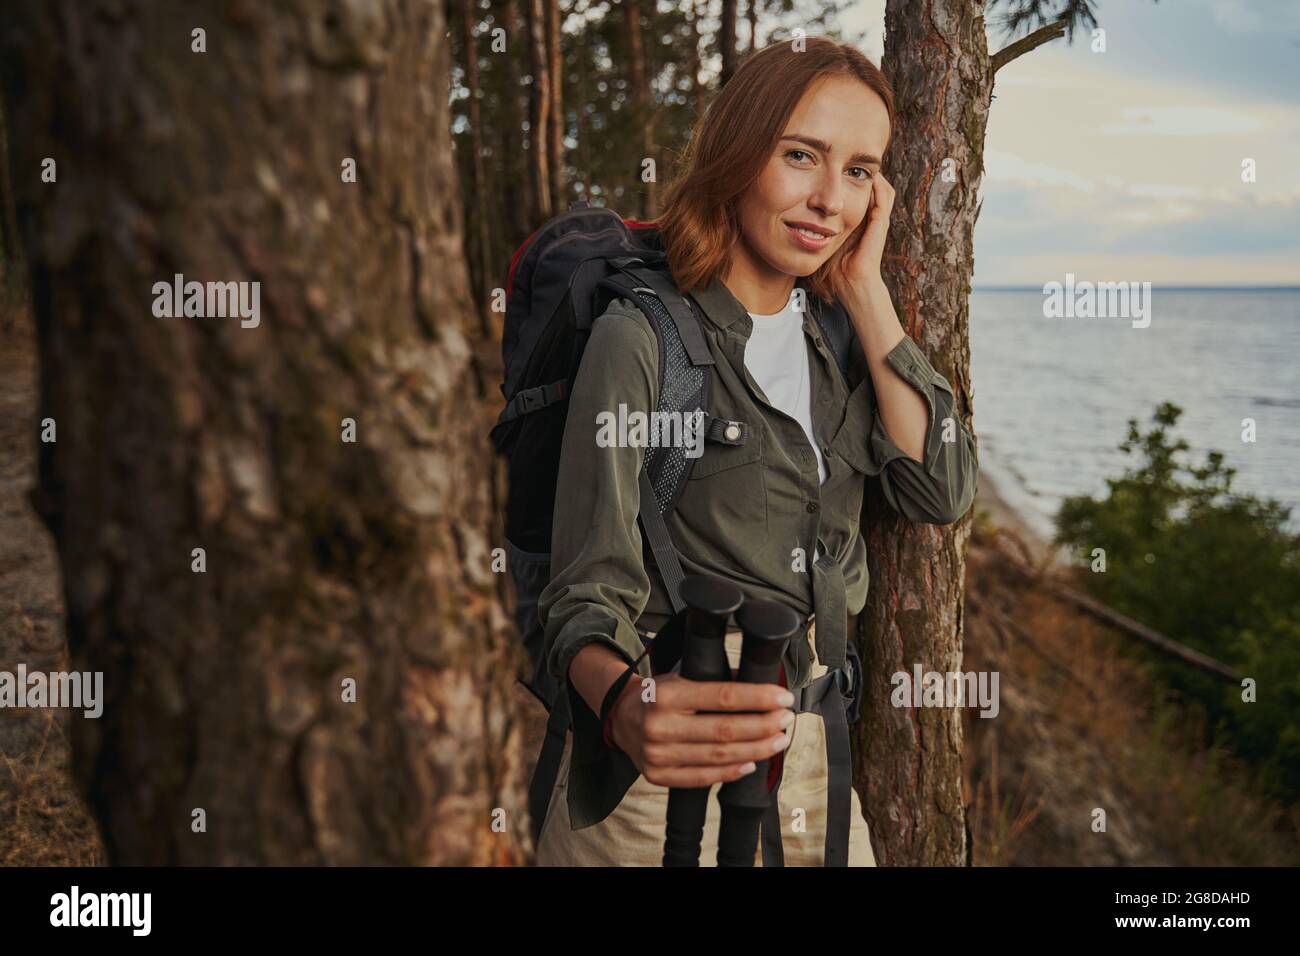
990;17;1069;76
996;555;1244;683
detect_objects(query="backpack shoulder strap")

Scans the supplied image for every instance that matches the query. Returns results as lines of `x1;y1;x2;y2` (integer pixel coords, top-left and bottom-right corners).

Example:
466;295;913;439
593;264;713;615
805;288;859;386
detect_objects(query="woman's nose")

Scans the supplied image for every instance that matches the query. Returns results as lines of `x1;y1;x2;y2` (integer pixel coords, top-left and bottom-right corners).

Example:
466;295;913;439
806;175;843;218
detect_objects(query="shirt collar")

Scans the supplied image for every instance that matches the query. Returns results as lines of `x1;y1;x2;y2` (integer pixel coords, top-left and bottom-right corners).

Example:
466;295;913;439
686;274;820;331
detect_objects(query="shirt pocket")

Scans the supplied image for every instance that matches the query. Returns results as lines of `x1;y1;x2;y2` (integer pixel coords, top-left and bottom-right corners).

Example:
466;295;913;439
683;426;768;549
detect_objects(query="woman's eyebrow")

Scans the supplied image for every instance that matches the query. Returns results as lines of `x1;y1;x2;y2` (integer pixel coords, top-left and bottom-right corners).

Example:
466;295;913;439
780;134;879;166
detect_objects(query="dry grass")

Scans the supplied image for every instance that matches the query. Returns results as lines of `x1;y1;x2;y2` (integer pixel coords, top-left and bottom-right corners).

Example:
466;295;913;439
0;709;105;866
0;300;106;865
963;518;1300;866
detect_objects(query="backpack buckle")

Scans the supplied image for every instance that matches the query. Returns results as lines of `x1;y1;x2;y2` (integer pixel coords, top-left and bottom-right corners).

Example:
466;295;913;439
518;384;559;413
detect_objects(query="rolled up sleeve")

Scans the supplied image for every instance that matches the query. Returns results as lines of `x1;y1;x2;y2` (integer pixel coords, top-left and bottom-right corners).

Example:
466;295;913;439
836;335;979;525
536;299;659;826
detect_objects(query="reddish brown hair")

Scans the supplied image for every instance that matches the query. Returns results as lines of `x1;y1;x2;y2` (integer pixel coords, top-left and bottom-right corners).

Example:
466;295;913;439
655;36;895;304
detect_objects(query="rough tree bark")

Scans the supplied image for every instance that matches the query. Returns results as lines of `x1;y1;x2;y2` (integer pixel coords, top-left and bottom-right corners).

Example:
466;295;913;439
0;97;19;270
856;0;991;866
0;0;527;865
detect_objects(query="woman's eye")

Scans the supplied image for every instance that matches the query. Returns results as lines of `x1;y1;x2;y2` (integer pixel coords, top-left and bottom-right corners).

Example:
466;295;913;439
787;149;872;181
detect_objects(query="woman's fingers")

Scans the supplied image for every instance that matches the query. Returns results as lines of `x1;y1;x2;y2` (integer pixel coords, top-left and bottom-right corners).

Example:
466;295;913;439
642;762;762;789
625;676;796;786
656;676;791;713
646;707;792;744
643;733;789;769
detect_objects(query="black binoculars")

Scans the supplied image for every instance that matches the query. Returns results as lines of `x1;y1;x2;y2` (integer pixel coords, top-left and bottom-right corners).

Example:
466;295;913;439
659;575;804;868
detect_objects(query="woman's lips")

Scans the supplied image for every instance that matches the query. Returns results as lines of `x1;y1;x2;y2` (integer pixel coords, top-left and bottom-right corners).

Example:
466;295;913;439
785;222;833;252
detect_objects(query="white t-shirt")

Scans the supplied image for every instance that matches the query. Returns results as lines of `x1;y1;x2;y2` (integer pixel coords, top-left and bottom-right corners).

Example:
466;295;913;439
743;291;828;486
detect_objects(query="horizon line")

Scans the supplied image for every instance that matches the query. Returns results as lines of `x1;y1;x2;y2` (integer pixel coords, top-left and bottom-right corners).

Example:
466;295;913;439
972;284;1300;291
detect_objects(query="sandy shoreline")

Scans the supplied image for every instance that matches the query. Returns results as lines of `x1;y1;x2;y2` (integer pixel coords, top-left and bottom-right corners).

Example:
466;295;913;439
971;454;1070;568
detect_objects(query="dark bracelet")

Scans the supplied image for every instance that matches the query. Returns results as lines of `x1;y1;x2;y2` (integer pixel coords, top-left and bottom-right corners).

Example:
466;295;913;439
599;663;638;751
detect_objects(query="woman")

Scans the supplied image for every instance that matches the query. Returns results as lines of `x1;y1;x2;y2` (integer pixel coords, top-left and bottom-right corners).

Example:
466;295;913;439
534;36;978;866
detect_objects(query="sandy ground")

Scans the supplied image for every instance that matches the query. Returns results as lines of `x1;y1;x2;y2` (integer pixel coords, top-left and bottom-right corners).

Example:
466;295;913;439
971;463;1061;567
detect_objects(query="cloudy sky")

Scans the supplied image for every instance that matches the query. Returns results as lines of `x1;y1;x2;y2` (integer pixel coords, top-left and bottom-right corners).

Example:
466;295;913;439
839;0;1300;286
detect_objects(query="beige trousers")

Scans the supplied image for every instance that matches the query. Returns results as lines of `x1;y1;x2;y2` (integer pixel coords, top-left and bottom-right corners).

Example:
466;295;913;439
535;622;877;866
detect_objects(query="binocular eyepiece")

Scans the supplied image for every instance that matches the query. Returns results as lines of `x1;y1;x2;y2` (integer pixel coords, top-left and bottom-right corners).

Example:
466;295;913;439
661;575;804;868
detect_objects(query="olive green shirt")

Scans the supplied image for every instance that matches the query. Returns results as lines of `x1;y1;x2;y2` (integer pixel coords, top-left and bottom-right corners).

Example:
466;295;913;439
537;274;979;829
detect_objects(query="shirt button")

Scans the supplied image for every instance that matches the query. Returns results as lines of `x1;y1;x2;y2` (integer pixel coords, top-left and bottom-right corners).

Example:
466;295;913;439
806;502;820;514
724;423;741;442
821;445;833;459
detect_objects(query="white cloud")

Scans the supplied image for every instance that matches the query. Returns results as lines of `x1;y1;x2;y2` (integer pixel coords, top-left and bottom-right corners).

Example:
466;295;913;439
1101;106;1265;136
1207;0;1264;33
984;148;1095;192
1112;202;1201;224
1125;183;1203;199
1198;0;1300;34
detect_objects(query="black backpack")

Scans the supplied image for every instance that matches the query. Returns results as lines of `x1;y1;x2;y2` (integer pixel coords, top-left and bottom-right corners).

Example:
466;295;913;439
490;200;861;857
489;200;715;709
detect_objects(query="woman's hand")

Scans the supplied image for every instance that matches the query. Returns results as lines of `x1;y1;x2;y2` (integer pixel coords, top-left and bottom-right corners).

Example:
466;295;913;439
607;671;794;788
831;171;895;316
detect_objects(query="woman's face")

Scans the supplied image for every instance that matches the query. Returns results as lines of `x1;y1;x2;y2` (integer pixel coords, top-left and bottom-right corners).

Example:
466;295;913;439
733;75;891;283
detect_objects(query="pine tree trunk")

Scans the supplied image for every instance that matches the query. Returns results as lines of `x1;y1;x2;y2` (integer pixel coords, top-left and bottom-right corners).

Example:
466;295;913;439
497;0;530;248
0;0;528;866
527;0;553;222
685;1;702;103
460;0;494;327
545;0;565;215
857;0;991;866
577;27;593;191
622;0;654;218
719;0;739;85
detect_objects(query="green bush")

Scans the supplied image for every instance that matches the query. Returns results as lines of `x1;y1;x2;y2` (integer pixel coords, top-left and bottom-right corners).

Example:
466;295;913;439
1054;402;1300;802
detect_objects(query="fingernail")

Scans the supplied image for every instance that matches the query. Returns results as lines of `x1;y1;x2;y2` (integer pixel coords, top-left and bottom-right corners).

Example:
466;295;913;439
779;710;795;729
771;735;789;752
739;762;757;774
776;691;795;707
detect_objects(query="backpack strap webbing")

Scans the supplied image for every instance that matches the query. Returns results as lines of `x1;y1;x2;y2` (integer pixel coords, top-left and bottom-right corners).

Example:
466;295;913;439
622;266;715;368
528;684;571;845
495;379;567;428
758;669;853;867
638;468;688;616
801;672;853;867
